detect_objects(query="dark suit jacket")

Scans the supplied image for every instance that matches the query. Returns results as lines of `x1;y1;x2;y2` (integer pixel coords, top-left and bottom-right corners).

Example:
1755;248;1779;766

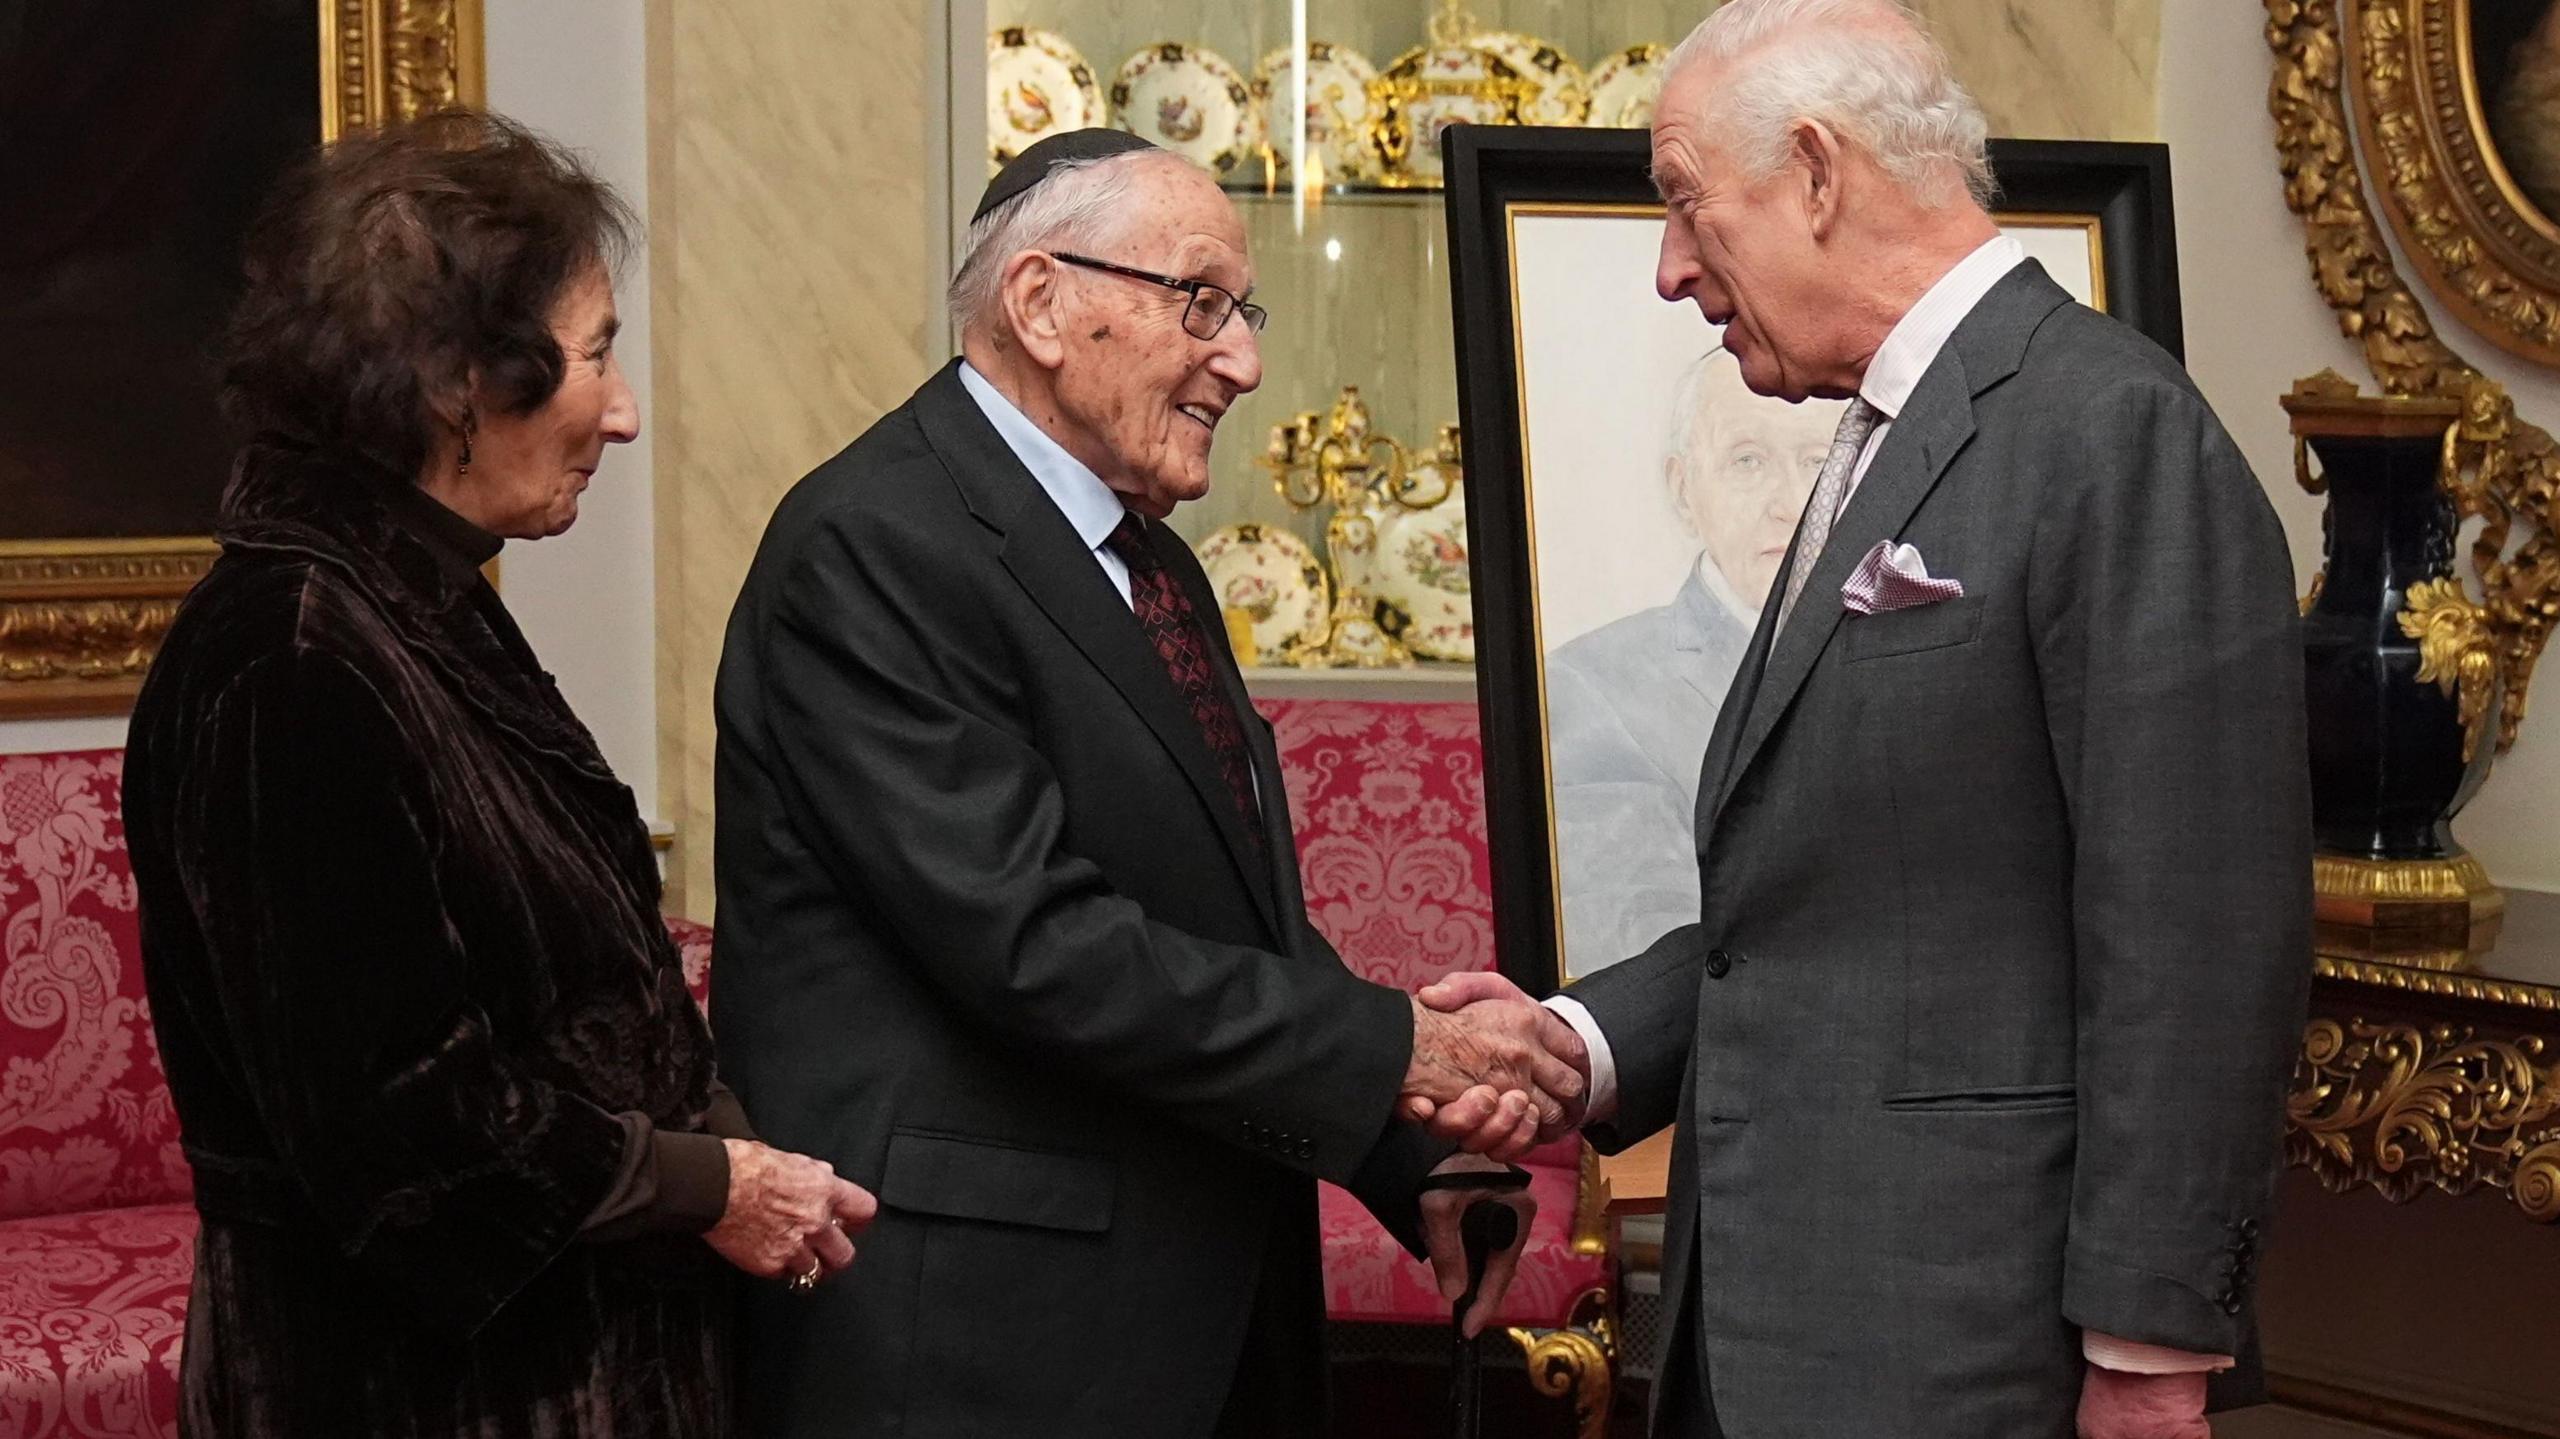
1572;264;2311;1437
711;361;1446;1439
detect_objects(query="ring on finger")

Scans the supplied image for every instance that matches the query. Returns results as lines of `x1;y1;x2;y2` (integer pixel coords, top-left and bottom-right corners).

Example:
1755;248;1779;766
786;1258;822;1294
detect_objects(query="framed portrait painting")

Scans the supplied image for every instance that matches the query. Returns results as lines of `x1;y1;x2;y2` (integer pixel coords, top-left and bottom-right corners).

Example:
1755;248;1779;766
1443;127;2183;990
0;0;483;716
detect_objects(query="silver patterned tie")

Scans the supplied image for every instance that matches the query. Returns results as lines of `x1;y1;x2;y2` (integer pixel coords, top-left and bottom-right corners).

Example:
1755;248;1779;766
1773;396;1882;634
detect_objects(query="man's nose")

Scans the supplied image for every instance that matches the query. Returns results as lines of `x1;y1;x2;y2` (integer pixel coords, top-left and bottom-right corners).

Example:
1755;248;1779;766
1209;317;1263;394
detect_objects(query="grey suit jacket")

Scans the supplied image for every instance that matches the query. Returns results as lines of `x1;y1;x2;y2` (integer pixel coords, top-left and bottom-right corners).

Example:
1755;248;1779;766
1546;567;1755;973
1571;264;2311;1437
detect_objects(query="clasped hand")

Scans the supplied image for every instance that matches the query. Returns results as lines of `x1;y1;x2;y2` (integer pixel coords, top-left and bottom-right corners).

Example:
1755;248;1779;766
1398;971;1590;1160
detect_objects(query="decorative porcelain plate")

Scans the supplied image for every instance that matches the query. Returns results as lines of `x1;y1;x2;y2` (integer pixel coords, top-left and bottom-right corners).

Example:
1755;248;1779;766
1469;31;1591;127
988;27;1103;168
1374;480;1473;663
1378;43;1528;185
1196;524;1330;663
1586;43;1668;129
1112;43;1259;174
1250;41;1381;184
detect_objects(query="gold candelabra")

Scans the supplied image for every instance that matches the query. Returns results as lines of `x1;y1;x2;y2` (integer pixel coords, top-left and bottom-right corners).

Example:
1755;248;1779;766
1259;386;1453;667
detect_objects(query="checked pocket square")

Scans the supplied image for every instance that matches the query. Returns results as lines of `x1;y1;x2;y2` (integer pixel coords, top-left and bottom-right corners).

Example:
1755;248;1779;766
1841;540;1965;615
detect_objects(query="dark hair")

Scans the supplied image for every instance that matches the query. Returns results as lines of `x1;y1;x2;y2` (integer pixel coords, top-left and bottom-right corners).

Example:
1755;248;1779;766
222;109;633;481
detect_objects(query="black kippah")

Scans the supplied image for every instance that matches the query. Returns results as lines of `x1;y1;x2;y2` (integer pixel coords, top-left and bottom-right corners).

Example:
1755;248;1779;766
973;128;1164;224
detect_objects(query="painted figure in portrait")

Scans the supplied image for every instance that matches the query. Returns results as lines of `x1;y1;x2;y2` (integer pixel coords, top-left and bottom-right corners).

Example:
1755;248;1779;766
0;1;318;539
1544;344;1842;973
2478;0;2560;223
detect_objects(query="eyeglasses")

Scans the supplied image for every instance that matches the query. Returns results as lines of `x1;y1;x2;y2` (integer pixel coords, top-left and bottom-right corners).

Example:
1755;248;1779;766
1052;252;1268;341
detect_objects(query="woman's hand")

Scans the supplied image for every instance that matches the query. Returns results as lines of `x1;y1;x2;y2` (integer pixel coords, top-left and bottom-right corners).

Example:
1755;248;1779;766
703;1140;878;1288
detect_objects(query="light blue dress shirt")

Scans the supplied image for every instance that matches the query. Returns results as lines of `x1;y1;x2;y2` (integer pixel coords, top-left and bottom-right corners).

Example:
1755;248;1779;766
958;360;1135;609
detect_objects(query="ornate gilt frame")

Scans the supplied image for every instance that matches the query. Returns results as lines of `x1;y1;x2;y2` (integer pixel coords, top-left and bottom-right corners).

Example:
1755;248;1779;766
0;0;484;718
2268;0;2560;754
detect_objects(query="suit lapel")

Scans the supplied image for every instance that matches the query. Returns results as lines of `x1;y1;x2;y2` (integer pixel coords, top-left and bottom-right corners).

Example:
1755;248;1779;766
1703;261;2073;832
916;366;1283;937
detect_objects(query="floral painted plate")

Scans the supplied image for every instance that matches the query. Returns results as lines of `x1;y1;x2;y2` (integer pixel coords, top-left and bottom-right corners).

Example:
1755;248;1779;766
1196;523;1330;664
1586;43;1669;129
1469;31;1591;127
1376;43;1529;185
1374;473;1472;663
988;27;1103;168
1113;42;1259;174
1250;41;1381;184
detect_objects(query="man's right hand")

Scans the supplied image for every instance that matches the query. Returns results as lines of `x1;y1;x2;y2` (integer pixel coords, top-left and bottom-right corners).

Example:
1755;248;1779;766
1402;977;1589;1160
704;1140;879;1286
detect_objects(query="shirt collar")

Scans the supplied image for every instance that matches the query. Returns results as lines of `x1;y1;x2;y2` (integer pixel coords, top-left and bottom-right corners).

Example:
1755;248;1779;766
957;360;1129;553
1857;233;2028;421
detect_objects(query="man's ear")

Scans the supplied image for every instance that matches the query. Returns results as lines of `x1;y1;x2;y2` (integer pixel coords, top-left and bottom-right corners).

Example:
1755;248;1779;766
1792;119;1845;241
998;251;1072;371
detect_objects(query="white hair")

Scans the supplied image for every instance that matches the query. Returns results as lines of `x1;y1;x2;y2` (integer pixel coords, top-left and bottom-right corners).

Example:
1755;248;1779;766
1664;0;1994;210
945;149;1189;339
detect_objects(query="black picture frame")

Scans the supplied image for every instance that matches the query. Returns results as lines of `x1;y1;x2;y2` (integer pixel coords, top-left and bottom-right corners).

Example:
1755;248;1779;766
1443;126;2185;996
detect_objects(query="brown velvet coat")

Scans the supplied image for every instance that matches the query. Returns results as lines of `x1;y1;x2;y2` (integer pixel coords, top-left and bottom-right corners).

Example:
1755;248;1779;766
124;444;731;1437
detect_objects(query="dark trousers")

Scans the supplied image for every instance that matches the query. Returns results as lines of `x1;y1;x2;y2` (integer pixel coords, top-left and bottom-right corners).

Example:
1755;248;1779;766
1211;1220;1328;1439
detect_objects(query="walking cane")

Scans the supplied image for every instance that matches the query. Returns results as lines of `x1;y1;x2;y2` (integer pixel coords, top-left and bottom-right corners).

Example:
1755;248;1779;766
1430;1169;1529;1439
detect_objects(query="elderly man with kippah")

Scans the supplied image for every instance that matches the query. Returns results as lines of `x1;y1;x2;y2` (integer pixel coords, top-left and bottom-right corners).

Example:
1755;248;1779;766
709;130;1592;1438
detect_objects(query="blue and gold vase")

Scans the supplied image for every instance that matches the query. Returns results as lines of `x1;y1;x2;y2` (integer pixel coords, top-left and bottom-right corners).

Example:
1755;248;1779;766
2285;372;2505;967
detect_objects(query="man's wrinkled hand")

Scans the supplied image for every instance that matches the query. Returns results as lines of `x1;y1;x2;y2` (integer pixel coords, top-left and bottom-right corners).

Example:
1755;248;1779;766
1399;973;1588;1160
1418;1155;1535;1339
2077;1366;2209;1439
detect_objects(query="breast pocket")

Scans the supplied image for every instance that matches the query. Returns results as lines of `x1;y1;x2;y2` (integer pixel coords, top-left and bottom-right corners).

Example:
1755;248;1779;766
1841;594;1984;662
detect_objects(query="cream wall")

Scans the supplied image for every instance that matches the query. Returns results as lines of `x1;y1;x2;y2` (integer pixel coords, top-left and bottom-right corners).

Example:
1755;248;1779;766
483;0;663;825
646;0;952;914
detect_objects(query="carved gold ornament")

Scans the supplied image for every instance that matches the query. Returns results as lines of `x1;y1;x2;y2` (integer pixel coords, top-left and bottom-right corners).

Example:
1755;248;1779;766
2268;0;2560;754
1507;1287;1616;1439
2289;1017;2560;1220
0;1;485;717
2399;577;2501;761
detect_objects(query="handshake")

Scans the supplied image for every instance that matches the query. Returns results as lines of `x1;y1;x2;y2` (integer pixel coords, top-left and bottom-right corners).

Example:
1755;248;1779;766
1398;972;1592;1160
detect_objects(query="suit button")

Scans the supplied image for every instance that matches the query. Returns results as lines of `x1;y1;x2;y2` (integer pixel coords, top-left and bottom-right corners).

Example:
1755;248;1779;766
2218;1290;2243;1315
2239;1218;2262;1242
1706;950;1732;980
1296;1139;1313;1160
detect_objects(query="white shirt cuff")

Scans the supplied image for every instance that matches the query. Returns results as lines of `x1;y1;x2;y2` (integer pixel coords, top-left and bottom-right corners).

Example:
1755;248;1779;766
2082;1331;2233;1374
1540;995;1617;1125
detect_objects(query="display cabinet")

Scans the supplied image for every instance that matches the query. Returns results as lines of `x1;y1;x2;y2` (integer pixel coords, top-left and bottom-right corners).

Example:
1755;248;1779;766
959;0;1695;680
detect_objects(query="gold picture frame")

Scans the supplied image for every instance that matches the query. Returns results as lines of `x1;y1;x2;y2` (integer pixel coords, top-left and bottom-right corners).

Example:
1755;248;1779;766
2268;0;2560;756
0;0;485;718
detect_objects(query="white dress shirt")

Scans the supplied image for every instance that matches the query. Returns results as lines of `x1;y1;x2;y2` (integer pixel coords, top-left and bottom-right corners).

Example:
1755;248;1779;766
1542;238;2228;1376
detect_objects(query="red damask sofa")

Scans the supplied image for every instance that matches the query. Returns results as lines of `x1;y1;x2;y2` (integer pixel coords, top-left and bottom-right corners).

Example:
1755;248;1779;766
0;750;193;1439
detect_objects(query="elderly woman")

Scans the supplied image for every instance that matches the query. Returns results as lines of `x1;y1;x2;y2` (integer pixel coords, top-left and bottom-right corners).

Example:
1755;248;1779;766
121;111;868;1436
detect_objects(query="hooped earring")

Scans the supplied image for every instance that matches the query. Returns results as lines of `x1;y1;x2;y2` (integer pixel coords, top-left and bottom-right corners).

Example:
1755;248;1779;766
458;404;477;476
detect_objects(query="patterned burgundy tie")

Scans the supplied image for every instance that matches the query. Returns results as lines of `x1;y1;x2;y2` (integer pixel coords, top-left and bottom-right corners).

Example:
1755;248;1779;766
1104;513;1265;848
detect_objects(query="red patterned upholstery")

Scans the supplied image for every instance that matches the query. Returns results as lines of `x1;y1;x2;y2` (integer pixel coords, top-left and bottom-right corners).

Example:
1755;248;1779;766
0;752;189;1223
1255;700;1612;1329
0;1204;194;1439
1;749;192;1437
667;915;714;1014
